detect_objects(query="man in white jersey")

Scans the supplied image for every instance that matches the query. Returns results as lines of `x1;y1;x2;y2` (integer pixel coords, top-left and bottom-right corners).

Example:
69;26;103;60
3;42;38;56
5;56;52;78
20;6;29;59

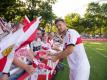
50;18;90;80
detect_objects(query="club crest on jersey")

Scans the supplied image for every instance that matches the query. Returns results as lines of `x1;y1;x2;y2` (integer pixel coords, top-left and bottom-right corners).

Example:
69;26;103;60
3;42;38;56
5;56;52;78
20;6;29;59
64;43;67;49
2;44;14;56
68;34;71;42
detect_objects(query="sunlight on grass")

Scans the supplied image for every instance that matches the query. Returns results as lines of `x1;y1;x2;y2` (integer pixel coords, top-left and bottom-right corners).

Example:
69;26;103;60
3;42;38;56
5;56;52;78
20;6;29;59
96;48;105;51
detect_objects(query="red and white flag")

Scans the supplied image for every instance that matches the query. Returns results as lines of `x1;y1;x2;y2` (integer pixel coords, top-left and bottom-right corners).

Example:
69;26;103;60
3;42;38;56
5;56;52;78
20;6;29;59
23;15;30;26
0;17;10;32
0;16;41;73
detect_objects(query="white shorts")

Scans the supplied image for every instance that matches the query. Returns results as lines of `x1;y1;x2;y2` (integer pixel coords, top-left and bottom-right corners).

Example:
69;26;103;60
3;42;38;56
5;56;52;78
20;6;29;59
69;68;90;80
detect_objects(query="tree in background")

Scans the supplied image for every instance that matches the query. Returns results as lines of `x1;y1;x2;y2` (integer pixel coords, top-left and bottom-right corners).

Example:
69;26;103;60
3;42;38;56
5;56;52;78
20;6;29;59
65;13;83;33
64;2;107;37
85;2;107;37
0;0;57;29
0;0;26;21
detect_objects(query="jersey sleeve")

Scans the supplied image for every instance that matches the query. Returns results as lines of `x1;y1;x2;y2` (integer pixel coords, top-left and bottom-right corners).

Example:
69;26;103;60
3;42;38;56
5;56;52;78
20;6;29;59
66;29;80;46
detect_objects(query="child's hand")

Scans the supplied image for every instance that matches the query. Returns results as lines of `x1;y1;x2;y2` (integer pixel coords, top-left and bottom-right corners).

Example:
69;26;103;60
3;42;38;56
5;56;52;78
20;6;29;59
1;74;8;80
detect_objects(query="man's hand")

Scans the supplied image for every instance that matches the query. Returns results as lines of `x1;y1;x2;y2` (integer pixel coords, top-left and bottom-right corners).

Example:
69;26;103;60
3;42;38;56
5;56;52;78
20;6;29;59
25;65;35;74
49;55;58;62
52;44;59;50
51;45;74;61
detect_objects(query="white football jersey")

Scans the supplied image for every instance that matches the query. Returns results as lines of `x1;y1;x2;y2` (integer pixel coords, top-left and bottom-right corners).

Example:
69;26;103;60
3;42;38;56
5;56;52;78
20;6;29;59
63;29;90;70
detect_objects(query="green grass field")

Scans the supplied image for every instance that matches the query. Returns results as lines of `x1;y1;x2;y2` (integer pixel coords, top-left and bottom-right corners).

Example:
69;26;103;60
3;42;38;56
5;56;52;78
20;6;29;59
54;41;107;80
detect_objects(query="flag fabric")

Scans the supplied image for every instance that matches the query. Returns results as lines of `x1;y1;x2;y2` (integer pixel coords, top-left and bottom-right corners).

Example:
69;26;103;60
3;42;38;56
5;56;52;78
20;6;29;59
0;16;41;73
0;17;10;32
16;17;41;51
23;15;30;26
0;52;14;73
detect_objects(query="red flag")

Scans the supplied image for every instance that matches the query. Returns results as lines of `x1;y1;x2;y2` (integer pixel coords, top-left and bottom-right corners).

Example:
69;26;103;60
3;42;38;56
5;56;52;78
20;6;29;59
23;15;30;26
0;16;41;73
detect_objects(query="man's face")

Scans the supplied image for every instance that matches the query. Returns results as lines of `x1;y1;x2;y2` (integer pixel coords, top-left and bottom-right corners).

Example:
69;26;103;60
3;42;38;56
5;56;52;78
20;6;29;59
37;30;42;37
48;32;54;39
43;33;48;42
55;21;66;34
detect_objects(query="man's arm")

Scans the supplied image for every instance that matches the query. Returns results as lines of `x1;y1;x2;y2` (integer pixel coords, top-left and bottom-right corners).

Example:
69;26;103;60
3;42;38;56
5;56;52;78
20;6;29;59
52;44;62;52
13;57;35;74
50;45;74;62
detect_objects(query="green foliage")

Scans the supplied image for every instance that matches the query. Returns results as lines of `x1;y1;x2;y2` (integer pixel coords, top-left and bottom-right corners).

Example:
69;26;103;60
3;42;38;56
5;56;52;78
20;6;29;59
64;2;107;35
84;2;107;36
21;0;57;27
0;0;57;27
0;0;26;21
65;13;84;33
45;25;58;32
65;14;72;28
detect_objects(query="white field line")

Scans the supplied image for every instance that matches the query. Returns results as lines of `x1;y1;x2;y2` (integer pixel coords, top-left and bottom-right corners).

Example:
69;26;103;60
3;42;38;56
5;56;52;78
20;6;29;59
86;45;107;58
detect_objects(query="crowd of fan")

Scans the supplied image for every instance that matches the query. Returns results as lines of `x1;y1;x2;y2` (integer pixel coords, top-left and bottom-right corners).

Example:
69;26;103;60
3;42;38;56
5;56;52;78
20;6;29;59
0;17;64;80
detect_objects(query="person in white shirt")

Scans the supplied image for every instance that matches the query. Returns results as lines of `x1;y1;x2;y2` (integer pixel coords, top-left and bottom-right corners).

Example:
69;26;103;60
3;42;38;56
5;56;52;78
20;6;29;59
50;18;90;80
30;29;43;51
